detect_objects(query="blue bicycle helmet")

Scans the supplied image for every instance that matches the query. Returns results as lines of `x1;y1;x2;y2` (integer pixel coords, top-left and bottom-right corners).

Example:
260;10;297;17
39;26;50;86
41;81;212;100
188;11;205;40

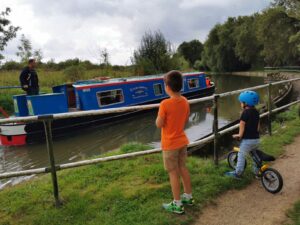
238;91;259;106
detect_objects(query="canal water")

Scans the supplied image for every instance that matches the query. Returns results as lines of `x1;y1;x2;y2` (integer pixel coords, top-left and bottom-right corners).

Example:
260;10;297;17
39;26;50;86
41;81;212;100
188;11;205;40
0;74;266;188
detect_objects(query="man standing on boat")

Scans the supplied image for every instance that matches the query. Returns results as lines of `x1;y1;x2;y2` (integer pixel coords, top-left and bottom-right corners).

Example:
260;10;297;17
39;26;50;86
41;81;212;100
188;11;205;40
19;58;39;95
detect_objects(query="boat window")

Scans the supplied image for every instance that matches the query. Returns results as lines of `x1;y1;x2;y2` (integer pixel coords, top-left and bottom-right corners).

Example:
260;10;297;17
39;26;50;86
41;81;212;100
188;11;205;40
188;78;199;89
97;89;124;106
153;83;163;96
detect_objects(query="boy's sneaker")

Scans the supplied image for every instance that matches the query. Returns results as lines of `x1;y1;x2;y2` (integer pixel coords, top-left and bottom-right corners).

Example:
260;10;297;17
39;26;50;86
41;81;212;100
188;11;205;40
162;201;184;214
225;171;241;180
181;195;194;206
254;172;262;179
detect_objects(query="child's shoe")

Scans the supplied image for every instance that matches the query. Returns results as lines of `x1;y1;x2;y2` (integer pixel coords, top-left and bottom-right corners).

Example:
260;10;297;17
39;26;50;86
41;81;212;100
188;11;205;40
254;171;262;179
162;201;184;214
225;171;241;180
181;195;194;206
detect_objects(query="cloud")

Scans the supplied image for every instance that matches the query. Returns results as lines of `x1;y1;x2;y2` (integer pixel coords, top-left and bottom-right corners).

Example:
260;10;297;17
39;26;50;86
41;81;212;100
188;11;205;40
1;0;271;65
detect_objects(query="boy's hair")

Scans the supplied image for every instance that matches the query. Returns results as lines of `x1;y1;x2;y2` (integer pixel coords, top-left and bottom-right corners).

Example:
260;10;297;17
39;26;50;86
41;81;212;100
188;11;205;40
164;70;183;92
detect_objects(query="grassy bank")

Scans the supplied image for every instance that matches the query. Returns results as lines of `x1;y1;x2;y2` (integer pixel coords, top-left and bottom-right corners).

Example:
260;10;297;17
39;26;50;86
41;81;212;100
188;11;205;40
287;201;300;225
0;106;299;225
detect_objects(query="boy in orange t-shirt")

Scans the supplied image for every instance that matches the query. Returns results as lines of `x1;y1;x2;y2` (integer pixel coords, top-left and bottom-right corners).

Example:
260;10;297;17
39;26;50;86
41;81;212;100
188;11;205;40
156;70;193;214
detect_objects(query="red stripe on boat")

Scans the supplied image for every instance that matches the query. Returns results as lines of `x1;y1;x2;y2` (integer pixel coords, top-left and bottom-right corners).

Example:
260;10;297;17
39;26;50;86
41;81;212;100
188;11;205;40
0;134;26;146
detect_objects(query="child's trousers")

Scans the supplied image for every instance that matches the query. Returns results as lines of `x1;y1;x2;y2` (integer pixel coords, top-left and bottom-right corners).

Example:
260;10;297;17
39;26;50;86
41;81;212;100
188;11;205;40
236;139;260;175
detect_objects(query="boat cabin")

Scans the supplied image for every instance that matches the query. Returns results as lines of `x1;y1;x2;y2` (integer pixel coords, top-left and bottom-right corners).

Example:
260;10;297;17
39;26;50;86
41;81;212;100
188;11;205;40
13;72;210;116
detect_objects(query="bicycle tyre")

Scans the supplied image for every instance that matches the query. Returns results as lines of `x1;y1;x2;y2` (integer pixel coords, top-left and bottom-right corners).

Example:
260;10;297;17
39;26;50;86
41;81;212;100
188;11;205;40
227;151;247;170
261;168;283;194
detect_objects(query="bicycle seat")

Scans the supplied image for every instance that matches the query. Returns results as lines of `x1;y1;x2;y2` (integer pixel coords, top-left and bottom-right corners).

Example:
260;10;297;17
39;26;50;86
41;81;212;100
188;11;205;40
255;149;275;162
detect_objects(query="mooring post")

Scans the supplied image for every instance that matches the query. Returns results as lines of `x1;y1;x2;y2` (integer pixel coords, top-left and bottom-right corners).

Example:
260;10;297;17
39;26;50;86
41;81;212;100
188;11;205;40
42;117;61;207
213;94;219;166
268;83;272;136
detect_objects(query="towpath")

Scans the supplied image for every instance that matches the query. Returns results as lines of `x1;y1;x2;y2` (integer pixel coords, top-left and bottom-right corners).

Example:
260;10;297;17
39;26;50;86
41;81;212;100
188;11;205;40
195;135;300;225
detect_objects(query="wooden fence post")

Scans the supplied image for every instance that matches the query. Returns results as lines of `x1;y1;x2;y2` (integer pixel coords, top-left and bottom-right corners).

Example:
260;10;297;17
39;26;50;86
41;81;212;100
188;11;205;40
43;118;62;207
268;83;272;136
213;94;219;166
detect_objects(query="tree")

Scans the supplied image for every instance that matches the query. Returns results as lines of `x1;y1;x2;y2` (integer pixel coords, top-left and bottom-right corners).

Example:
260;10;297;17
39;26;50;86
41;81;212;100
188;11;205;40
271;0;300;52
132;30;174;75
201;18;250;72
16;34;32;62
271;0;300;19
178;40;203;68
257;7;300;66
33;49;43;63
201;25;220;71
233;15;264;68
16;34;44;63
0;8;20;61
100;48;110;66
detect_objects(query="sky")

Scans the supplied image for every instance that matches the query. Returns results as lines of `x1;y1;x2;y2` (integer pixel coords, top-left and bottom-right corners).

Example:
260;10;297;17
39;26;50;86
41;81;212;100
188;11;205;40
1;0;272;65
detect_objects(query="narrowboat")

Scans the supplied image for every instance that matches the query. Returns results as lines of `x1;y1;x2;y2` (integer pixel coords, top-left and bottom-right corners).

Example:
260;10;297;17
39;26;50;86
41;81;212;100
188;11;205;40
0;72;215;146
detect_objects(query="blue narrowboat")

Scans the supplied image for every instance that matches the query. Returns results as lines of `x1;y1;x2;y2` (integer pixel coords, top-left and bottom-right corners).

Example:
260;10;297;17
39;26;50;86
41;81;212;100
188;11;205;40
0;72;214;146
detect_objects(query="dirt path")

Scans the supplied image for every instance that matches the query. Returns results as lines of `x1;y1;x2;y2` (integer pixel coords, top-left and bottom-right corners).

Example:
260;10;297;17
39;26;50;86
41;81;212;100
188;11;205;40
195;135;300;225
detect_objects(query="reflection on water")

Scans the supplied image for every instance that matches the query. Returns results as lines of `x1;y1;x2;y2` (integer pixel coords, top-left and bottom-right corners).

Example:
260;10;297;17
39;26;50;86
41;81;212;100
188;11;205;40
0;74;265;187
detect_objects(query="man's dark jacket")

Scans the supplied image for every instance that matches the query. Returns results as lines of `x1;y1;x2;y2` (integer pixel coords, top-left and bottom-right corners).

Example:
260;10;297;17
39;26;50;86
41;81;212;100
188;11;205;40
19;66;39;92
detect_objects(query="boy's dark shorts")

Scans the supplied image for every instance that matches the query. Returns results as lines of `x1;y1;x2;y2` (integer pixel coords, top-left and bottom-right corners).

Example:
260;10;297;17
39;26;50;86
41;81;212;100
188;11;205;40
163;146;187;172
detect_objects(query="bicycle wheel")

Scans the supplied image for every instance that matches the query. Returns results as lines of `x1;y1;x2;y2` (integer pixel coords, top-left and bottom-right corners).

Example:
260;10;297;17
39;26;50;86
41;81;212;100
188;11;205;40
227;151;247;170
261;168;283;194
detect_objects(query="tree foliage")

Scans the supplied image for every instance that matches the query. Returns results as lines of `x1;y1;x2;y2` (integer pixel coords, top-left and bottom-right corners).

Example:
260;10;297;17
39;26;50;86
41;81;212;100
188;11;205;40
33;49;43;63
0;8;19;60
257;7;300;66
178;40;203;68
233;15;263;67
16;34;44;63
272;0;300;19
201;4;300;71
201;18;250;72
16;34;32;62
100;48;110;66
132;30;175;75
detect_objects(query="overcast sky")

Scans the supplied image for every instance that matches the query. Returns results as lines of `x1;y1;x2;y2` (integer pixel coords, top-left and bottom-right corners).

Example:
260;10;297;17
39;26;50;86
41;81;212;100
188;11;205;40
1;0;271;65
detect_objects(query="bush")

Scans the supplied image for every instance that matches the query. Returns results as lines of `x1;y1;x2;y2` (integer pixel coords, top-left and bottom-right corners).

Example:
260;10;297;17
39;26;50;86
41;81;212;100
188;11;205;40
193;60;209;71
171;54;190;71
1;61;23;70
0;94;14;114
63;65;86;82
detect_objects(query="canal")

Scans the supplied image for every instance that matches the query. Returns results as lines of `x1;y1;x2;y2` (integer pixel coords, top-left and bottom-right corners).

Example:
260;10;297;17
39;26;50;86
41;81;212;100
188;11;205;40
0;74;266;188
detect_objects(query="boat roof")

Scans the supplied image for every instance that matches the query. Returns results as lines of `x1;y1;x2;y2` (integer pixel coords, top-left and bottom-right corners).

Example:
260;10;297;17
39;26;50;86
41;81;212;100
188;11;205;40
72;71;205;89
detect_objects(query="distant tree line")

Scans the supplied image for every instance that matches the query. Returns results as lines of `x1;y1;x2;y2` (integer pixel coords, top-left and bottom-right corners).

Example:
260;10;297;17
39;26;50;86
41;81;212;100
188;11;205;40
201;1;300;72
0;0;299;74
131;1;299;74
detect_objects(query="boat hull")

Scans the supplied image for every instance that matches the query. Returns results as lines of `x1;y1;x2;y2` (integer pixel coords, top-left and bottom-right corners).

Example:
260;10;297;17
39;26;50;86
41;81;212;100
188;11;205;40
0;86;215;146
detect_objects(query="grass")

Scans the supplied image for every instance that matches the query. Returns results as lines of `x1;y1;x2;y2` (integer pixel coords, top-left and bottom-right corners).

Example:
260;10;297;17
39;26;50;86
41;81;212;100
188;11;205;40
0;147;254;225
260;106;300;157
287;201;300;225
0;106;299;225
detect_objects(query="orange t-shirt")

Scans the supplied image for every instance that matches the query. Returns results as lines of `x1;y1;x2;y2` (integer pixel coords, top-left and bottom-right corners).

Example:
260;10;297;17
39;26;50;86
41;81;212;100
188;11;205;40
158;96;190;150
